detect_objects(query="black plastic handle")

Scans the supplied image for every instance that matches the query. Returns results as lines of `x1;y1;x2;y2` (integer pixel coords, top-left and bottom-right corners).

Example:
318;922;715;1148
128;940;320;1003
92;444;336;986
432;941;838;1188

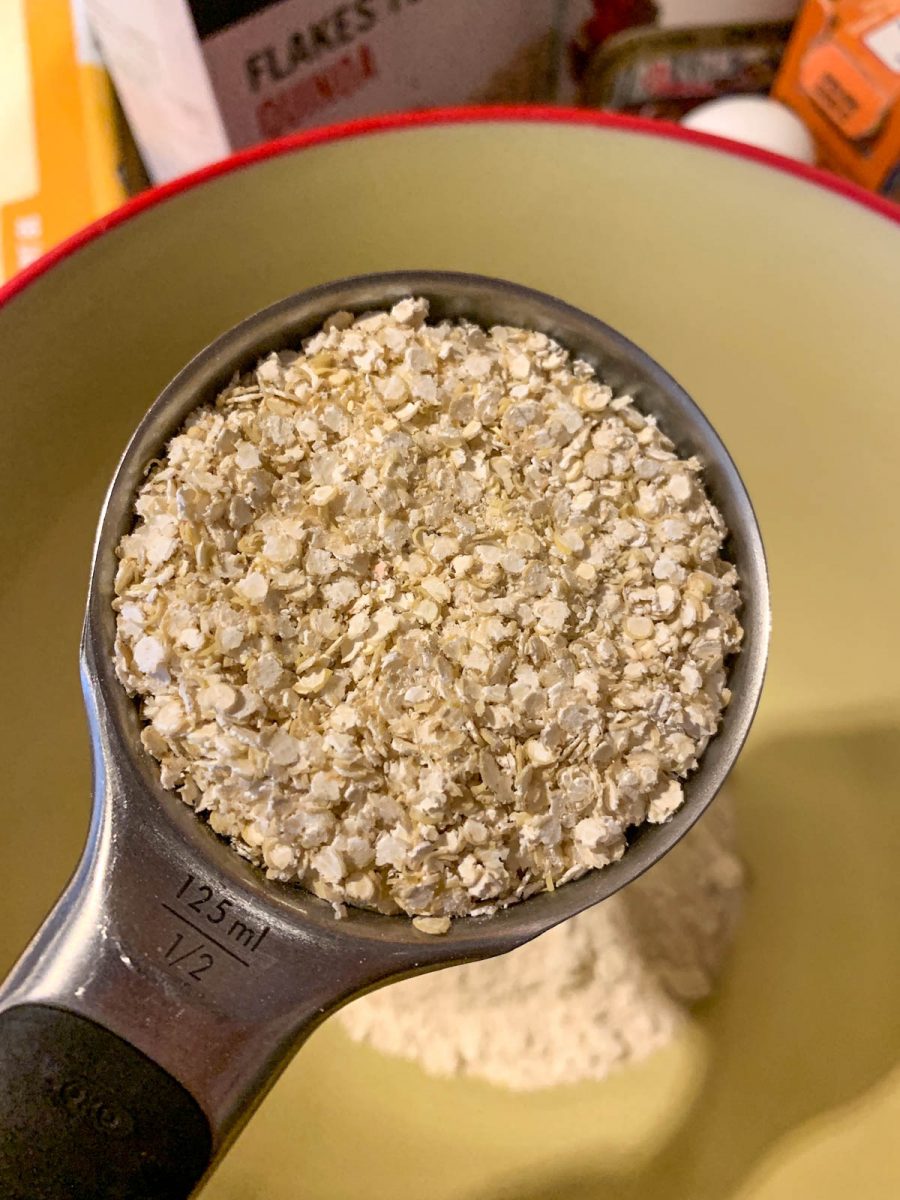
0;1004;212;1199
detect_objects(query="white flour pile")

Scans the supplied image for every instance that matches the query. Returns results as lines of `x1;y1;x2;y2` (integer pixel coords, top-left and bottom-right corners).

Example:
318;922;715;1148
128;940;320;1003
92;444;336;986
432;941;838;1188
338;795;743;1089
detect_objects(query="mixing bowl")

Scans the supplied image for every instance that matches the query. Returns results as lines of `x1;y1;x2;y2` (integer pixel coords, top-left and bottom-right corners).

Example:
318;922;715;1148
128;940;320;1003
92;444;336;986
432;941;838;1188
0;109;897;1200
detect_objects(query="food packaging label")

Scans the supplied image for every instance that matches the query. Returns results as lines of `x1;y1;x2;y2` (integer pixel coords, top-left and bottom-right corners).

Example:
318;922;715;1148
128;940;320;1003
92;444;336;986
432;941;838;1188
85;0;565;183
773;0;900;195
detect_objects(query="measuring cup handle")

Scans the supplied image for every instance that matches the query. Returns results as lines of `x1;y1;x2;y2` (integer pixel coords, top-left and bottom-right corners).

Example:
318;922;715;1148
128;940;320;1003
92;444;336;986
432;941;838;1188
0;1003;211;1199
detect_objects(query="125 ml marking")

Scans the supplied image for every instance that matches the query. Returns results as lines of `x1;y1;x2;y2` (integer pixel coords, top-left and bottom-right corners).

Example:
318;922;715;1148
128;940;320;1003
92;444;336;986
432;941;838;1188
158;873;270;982
175;874;269;954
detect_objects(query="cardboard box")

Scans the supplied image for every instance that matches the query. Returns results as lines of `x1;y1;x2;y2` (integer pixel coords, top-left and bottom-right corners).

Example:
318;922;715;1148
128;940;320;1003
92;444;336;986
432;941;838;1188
85;0;565;183
1;0;127;283
773;0;900;194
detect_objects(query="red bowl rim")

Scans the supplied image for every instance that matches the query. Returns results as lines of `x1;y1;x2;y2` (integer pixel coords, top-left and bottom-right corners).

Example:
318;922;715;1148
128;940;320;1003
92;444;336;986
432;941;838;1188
2;104;897;310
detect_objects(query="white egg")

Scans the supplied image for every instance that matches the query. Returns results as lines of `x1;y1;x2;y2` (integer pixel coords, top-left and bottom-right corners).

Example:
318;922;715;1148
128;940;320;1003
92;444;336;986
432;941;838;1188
682;95;817;164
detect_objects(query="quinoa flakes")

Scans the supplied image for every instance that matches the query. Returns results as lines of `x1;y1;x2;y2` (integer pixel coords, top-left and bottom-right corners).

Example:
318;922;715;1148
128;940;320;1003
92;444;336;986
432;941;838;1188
113;298;742;925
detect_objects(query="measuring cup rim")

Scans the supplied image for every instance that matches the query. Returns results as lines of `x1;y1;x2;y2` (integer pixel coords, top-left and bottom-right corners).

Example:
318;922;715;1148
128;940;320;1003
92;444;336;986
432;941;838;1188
81;269;770;954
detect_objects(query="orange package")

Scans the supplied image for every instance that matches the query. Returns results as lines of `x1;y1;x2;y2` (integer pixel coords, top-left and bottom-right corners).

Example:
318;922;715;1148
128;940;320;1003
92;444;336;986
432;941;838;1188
773;0;900;195
1;0;128;284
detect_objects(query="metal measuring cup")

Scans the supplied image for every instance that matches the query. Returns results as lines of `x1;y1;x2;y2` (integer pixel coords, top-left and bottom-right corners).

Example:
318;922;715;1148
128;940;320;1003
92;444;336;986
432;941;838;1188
0;273;769;1198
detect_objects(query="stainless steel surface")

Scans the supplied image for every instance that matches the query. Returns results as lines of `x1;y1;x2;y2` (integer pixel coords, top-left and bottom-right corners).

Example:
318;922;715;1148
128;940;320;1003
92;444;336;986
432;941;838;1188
0;272;769;1164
